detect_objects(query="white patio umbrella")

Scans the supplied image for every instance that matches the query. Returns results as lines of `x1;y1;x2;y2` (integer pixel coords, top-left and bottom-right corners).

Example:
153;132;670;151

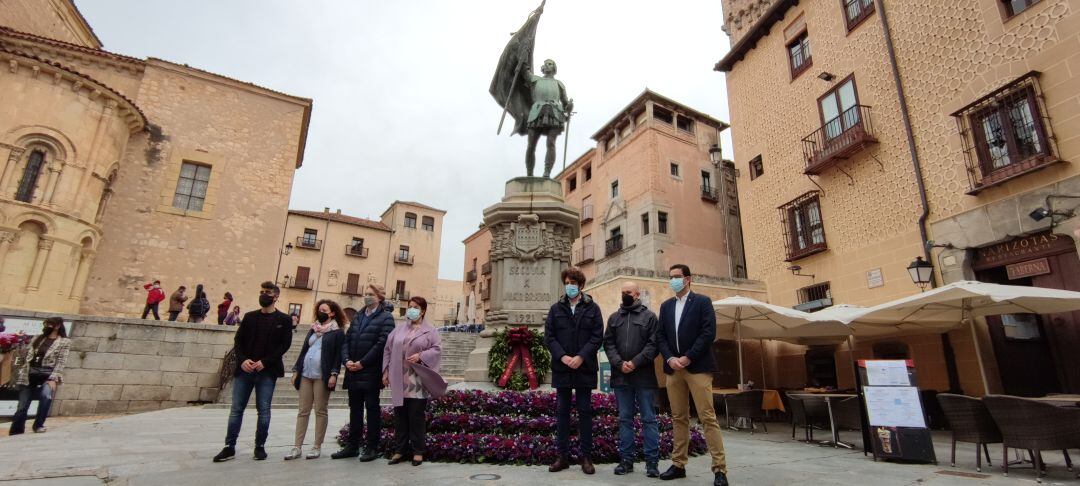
713;296;851;385
834;280;1080;394
465;291;477;324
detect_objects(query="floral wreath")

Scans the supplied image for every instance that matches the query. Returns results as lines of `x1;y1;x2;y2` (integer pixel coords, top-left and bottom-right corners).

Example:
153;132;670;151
487;326;550;391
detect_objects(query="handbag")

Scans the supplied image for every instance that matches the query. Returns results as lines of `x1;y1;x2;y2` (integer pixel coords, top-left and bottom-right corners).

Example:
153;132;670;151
28;365;53;387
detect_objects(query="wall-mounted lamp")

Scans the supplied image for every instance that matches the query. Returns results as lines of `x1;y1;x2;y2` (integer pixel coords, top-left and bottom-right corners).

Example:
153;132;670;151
788;265;815;279
708;144;722;165
906;256;934;291
282;242;293;255
817;71;835;82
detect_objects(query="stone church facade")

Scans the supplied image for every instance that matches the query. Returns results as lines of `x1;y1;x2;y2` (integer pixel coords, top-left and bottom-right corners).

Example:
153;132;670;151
0;0;312;316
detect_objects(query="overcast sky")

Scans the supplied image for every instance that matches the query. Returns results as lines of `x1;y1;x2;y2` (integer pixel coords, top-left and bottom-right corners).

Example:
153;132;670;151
77;0;733;281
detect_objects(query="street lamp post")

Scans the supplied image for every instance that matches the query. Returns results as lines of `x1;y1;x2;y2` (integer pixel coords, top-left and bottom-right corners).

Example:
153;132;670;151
274;242;294;287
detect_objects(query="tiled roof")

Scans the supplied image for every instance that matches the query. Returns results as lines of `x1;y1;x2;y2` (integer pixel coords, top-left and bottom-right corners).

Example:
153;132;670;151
0;46;147;127
590;89;729;141
288;210;391;232
394;200;447;213
0;26;142;65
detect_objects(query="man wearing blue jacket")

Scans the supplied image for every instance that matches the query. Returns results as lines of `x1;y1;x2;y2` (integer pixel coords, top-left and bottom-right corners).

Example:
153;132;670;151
656;264;728;486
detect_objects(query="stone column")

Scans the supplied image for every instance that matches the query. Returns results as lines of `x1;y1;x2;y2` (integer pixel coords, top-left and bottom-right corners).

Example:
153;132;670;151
69;248;95;301
0;147;25;195
0;230;16;275
41;161;64;205
26;239;54;291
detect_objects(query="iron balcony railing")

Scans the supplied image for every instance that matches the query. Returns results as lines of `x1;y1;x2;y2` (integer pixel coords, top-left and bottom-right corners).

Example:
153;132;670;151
344;244;368;257
605;235;624;257
801;104;877;175
481;286;491;300
287;277;314;290
574;245;595;265
395;253;414;265
394;291;411;302
580;204;594;223
701;185;719;202
481;262;492;275
296;236;323;250
466;270;477;282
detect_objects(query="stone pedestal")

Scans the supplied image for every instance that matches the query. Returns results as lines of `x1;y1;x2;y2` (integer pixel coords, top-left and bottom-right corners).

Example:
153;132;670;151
463;177;579;383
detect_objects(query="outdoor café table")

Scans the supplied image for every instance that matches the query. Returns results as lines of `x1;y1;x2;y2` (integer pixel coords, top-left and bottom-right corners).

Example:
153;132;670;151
787;392;858;449
712;389;787;430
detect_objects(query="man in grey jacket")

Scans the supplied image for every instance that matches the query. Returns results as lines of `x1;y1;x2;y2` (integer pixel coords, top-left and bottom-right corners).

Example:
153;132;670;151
603;281;660;477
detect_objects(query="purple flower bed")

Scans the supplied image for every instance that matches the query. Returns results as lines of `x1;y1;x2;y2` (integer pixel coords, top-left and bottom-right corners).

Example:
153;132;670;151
337;389;708;465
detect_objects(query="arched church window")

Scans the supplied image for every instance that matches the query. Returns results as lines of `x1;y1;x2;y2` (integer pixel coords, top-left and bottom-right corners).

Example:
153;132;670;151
15;150;46;202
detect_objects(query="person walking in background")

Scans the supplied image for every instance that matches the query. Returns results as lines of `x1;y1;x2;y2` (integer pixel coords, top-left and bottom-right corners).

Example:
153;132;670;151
544;266;604;475
657;264;728;486
604;280;661;477
382;296;446;467
142;280;166;320
214;281;293;463
332;283;395;463
168;286;188;322
188;284;211;324
286;299;347;460
224;306;241;326
217;292;234;325
9;317;70;435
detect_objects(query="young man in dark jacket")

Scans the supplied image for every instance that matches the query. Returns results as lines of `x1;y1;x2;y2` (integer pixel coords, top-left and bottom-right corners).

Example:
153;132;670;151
657;264;728;486
332;283;396;462
213;281;293;463
544;266;604;475
603;280;660;477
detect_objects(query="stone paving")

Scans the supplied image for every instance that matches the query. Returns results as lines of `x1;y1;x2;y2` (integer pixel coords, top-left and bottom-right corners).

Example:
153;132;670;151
0;407;1077;485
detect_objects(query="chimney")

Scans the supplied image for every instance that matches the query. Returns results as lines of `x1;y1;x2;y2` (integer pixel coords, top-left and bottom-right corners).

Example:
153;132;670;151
336;209;342;214
323;207;330;214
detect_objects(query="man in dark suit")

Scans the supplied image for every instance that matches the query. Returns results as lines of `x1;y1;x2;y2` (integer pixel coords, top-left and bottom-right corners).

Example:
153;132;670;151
656;264;728;486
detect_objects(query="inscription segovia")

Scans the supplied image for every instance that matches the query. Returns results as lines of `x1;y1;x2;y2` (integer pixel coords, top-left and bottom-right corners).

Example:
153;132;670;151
508;264;547;276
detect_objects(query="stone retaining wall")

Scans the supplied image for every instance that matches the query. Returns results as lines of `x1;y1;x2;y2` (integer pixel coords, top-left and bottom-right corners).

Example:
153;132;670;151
1;308;235;416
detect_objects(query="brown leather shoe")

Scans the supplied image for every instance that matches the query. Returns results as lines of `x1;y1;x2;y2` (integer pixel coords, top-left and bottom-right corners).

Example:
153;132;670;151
581;457;595;475
548;456;570;472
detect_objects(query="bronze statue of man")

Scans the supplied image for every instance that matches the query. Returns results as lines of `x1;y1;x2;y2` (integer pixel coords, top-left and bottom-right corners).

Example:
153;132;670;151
490;2;574;178
523;59;572;178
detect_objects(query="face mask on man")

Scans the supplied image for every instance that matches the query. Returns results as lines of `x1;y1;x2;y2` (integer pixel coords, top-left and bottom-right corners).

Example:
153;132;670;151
153;284;160;289
258;294;275;308
565;284;579;299
405;308;422;322
621;293;635;307
316;311;330;323
42;324;57;335
669;277;686;294
363;296;377;307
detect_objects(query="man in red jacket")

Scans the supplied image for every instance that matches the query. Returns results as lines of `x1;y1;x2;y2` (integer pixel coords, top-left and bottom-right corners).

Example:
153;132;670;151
142;280;166;320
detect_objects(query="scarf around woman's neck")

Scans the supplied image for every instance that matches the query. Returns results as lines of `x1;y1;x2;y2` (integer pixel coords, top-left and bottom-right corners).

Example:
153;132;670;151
312;320;338;337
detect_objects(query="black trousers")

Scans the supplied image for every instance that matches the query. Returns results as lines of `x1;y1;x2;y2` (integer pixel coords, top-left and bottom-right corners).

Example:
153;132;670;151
347;387;382;450
142;302;160;320
556;387;594;457
167;311;180;321
393;398;428;455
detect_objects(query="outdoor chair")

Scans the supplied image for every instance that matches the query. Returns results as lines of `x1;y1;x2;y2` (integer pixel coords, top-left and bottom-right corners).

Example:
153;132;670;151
725;389;767;433
787;393;828;442
983;394;1080;482
936;393;1001;472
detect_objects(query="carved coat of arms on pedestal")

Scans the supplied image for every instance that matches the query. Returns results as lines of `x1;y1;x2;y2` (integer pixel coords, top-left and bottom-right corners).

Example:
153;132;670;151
511;214;545;261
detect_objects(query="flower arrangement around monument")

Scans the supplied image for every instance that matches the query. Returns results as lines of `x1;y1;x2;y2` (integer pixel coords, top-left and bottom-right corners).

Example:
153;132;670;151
336;389;709;465
0;332;30;353
487;326;550;391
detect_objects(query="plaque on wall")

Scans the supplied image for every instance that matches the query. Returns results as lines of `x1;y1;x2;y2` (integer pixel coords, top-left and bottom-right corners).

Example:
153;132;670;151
1005;258;1051;280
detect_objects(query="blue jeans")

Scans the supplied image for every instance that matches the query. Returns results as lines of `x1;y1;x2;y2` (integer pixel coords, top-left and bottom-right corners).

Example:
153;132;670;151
614;386;659;463
556;387;593;457
225;371;276;447
8;383;54;435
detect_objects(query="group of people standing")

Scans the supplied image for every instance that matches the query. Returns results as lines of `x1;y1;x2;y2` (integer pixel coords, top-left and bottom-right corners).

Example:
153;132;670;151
545;264;729;486
141;281;240;325
211;281;446;467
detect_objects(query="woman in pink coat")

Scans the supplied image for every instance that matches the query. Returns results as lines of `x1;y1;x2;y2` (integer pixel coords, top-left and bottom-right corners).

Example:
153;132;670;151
382;296;446;466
